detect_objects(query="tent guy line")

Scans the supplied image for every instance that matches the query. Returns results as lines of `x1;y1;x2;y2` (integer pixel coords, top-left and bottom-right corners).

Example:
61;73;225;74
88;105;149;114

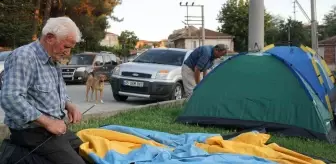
13;104;97;164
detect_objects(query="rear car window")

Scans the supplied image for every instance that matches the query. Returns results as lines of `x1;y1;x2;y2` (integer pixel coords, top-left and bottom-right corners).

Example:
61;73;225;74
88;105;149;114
0;51;11;61
68;54;95;65
133;49;186;66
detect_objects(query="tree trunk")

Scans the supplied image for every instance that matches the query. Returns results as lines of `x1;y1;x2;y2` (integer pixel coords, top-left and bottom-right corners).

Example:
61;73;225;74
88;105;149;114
32;0;41;41
51;0;66;16
42;0;52;26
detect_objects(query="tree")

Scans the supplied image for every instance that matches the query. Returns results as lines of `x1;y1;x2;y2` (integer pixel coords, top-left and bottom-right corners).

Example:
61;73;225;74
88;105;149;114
143;44;152;49
264;15;283;45
118;30;139;57
0;0;123;50
217;0;273;51
0;0;35;47
58;0;123;51
42;0;52;26
32;0;41;41
153;42;160;48
322;5;336;38
110;45;123;56
277;18;311;46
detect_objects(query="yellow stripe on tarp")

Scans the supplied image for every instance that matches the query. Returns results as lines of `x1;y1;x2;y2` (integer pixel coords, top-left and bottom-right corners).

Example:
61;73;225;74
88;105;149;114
311;59;324;84
262;44;275;51
325;95;334;119
305;46;317;55
299;45;316;56
320;58;336;84
300;45;309;53
300;45;314;58
302;43;335;84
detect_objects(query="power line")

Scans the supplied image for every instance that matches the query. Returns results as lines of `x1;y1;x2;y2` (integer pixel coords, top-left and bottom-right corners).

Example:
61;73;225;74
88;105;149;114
294;0;311;22
292;0;318;51
179;2;205;46
293;0;297;20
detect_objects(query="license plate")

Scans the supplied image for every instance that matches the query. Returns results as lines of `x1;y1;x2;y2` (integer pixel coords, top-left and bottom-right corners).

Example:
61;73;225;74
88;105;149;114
123;80;144;87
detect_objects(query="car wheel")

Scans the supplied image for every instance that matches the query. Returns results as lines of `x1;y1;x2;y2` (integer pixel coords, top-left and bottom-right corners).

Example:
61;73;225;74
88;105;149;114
170;82;183;100
113;93;128;101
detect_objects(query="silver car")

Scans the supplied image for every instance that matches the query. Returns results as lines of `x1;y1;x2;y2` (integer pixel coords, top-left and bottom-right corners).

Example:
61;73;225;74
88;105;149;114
110;48;192;101
0;51;11;72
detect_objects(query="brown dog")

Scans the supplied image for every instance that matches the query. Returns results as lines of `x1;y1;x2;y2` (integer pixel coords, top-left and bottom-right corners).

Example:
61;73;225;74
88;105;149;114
85;73;106;103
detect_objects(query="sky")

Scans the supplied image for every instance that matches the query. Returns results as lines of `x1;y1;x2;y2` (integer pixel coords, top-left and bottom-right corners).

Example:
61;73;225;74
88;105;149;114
107;0;335;41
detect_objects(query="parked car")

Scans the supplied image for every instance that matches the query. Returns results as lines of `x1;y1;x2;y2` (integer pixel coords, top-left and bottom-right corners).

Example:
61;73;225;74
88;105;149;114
0;51;12;90
110;48;192;101
0;51;11;72
60;51;118;83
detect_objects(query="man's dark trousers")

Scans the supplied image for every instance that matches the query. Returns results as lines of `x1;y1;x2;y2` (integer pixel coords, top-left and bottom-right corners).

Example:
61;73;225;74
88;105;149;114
8;127;87;164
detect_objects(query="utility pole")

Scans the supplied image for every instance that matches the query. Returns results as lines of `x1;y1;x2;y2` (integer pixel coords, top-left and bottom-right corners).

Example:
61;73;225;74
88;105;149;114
201;5;205;46
294;0;318;51
293;0;297;20
288;20;291;43
311;0;318;51
248;0;264;51
179;2;205;46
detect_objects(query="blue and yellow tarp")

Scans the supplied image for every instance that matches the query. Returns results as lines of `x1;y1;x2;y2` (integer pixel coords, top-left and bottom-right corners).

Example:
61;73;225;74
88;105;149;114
76;125;325;164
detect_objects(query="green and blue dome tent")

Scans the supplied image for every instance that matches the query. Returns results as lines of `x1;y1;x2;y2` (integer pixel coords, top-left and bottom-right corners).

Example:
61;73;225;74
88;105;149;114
176;44;336;143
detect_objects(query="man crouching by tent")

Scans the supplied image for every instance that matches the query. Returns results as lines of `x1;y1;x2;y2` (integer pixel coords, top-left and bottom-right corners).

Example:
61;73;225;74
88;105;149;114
0;17;88;164
182;44;228;98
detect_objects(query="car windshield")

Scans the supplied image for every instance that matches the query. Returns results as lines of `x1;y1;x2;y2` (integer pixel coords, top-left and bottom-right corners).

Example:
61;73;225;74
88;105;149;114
133;49;186;66
0;51;11;61
68;54;95;65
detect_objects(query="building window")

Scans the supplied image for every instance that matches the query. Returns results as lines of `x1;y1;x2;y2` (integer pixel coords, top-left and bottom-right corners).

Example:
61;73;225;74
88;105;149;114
193;41;197;48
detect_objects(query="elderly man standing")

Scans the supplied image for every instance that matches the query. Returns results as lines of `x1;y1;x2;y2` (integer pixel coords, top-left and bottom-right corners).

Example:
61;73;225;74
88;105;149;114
182;44;228;98
1;17;86;163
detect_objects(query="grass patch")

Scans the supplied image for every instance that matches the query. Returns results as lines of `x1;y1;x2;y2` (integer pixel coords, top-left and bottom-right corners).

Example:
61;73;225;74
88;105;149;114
70;104;336;162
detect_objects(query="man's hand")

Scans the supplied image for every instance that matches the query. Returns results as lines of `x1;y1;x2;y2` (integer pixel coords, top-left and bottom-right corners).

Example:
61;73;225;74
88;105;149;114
45;119;67;135
35;115;67;135
65;102;82;124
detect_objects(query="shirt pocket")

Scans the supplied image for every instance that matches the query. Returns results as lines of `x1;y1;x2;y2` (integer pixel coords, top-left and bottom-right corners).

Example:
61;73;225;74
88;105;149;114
34;83;56;93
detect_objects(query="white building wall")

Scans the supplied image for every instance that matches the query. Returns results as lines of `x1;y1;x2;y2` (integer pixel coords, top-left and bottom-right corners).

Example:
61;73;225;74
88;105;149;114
318;47;325;57
184;39;234;51
100;34;119;47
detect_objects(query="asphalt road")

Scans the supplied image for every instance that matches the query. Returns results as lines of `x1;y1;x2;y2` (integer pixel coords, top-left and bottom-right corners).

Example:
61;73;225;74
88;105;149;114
0;83;157;124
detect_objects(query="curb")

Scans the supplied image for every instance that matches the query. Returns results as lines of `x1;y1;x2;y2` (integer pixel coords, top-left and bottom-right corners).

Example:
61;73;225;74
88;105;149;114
81;99;186;121
0;99;186;140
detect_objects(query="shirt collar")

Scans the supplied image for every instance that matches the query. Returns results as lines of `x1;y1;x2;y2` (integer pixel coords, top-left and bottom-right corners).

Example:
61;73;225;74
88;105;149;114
34;39;54;65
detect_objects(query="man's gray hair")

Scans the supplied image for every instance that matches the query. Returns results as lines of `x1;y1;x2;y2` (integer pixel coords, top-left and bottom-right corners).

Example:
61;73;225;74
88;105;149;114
214;44;228;51
42;17;82;42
